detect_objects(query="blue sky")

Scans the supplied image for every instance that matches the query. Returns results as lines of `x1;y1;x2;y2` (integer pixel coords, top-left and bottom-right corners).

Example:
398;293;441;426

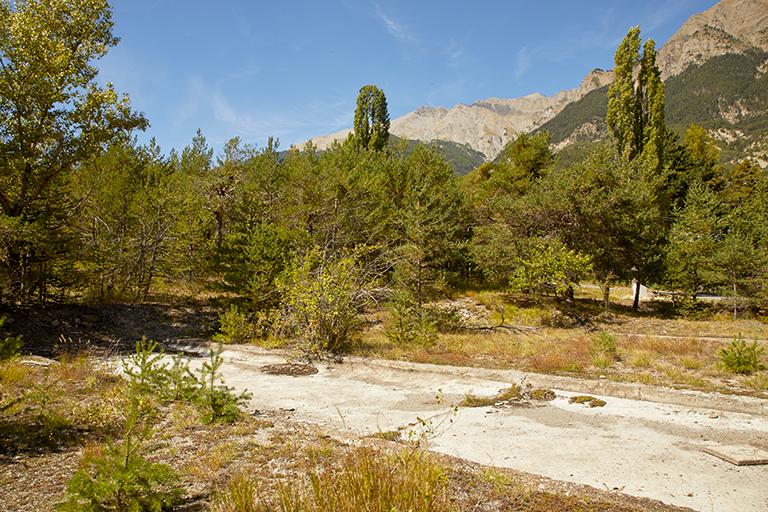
98;0;717;155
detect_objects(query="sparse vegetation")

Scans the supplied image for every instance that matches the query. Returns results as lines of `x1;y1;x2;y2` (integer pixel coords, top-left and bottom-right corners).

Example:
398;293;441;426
123;339;250;423
1;2;767;511
57;396;181;512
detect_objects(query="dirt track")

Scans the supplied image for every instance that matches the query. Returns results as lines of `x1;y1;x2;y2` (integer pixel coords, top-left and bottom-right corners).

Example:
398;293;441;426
166;344;768;512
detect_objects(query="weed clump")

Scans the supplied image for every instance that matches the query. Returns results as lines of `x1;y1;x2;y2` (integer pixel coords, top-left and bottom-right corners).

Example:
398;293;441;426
569;395;606;407
461;385;521;407
210;448;453;512
591;331;619;369
529;388;556;401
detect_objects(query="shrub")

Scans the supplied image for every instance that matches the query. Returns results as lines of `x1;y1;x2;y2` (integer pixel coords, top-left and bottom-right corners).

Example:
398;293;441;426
122;339;249;423
213;305;255;344
591;332;619;369
276;247;371;356
57;397;181;512
384;291;438;347
123;338;169;394
720;336;765;375
508;238;592;299
197;344;251;424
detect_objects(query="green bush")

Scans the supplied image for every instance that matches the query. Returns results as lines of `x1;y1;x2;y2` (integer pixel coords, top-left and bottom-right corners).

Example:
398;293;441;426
123;338;170;395
384;292;438;347
213;305;255;344
123;339;249;423
508;238;592;299
591;332;619;360
57;397;181;512
720;336;765;375
276;247;370;356
197;344;251;424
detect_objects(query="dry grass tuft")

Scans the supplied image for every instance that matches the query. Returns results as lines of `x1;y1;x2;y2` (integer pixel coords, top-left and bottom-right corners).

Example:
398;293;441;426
461;385;521;407
210;447;454;512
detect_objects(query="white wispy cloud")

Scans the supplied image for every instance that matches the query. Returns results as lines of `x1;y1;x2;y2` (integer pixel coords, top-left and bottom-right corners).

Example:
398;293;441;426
445;40;465;67
514;46;530;80
374;3;416;43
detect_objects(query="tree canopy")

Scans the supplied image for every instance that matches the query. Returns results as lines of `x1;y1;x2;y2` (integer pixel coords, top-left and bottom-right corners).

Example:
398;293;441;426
352;84;390;152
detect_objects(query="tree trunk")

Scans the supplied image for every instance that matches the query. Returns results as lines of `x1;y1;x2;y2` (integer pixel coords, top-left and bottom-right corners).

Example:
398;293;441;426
632;281;641;310
602;285;611;311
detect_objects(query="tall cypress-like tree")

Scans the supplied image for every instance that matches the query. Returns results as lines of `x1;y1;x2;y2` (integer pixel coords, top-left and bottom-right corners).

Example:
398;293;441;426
352;85;390;152
606;27;667;308
606;27;665;173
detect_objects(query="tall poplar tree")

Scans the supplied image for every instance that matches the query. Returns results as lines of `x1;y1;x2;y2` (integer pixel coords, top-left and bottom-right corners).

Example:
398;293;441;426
352;85;390;152
606;26;667;309
606;27;665;173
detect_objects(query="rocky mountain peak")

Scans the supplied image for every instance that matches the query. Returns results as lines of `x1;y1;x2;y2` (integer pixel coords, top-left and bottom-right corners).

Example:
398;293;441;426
307;1;767;161
657;0;768;78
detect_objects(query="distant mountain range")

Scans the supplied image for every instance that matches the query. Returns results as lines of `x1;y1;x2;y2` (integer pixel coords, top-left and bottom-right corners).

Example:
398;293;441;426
305;0;768;170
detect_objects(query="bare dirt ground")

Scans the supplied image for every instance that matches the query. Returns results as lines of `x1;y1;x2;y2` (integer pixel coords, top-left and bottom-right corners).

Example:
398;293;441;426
173;344;768;512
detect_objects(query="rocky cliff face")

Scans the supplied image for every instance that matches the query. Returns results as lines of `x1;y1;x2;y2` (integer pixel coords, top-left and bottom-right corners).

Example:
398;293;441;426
307;0;767;160
657;0;768;78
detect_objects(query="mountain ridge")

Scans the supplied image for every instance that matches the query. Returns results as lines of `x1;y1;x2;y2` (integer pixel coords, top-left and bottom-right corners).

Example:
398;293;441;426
305;0;768;162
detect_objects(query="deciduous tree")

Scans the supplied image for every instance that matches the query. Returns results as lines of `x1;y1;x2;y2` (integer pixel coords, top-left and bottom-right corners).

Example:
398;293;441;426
352;85;390;152
0;0;146;301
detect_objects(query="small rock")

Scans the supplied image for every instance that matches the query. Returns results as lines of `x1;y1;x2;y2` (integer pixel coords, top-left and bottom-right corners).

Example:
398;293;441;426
708;414;719;419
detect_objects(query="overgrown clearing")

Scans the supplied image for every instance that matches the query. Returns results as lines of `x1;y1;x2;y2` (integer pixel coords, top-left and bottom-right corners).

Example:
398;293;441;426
0;353;687;512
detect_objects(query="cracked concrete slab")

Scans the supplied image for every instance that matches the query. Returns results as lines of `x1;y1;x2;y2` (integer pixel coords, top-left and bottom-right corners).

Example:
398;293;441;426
154;345;768;512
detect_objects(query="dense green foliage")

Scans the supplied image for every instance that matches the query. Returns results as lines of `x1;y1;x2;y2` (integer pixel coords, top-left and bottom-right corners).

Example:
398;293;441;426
352;85;390;152
0;0;146;303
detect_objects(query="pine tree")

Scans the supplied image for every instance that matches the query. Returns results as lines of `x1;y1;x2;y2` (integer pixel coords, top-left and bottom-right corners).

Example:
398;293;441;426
0;0;146;302
666;182;722;299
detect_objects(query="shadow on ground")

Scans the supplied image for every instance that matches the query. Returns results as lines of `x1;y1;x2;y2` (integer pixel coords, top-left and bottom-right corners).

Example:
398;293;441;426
0;302;218;357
